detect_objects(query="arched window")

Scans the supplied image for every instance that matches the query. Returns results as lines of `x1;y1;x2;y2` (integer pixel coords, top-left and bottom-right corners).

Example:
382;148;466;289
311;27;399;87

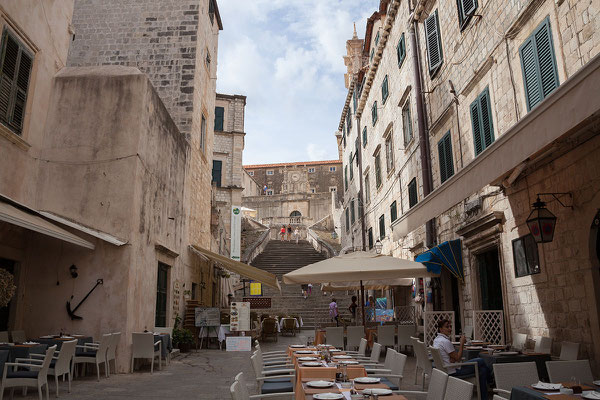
290;211;302;217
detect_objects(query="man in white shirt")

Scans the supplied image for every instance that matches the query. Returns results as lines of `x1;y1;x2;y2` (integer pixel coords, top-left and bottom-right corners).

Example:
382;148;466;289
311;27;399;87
432;319;491;400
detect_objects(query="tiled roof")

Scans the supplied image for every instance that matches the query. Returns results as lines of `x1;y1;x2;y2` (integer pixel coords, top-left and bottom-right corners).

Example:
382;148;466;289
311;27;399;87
243;160;342;169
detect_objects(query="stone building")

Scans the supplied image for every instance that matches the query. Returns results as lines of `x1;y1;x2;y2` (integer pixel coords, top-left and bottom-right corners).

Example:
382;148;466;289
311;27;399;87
211;93;247;258
338;0;600;368
243;160;343;228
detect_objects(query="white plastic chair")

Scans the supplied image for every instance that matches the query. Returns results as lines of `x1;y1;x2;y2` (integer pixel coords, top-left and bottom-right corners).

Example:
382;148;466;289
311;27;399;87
512;333;527;351
555;341;579;361
412;337;433;389
430;346;480;400
324;327;344;349
377;325;396;350
130;333;161;374
444;376;474;400
397;325;416;352
492;361;539;399
106;332;120;372
394;368;448;400
73;333;111;381
249;354;295;395
0;332;8;343
346;326;364;350
546;359;594;383
534;336;552;354
0;345;56;400
230;372;294;400
11;330;26;343
28;339;77;397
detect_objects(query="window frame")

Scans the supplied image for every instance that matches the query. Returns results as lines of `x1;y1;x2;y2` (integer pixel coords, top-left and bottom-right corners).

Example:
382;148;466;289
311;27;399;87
368;228;374;250
381;75;389;104
200;114;207;152
438;131;455;184
408;177;418;208
248;171;254;176
470;86;495;156
308;167;315;173
266;170;274;176
397;33;406;68
371;101;378;126
211;159;222;187
379;214;385;240
214;106;224;131
512;234;541;278
390;200;398;222
329;166;336;172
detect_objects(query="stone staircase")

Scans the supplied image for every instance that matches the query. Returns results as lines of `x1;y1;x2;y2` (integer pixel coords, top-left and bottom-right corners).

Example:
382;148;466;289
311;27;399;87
235;240;355;329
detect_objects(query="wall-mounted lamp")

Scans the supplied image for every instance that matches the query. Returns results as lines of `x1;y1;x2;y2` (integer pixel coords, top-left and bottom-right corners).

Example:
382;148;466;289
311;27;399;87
526;192;572;243
69;264;78;279
375;240;383;254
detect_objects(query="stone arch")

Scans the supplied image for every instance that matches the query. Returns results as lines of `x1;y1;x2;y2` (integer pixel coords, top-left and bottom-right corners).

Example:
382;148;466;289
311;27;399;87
290;210;302;217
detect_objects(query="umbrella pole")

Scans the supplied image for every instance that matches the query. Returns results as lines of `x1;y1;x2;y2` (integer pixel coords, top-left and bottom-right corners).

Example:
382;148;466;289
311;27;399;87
360;280;366;333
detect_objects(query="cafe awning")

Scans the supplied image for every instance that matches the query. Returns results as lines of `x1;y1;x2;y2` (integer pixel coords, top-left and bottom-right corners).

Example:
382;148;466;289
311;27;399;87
322;278;413;292
190;245;281;292
0;196;94;249
415;239;464;282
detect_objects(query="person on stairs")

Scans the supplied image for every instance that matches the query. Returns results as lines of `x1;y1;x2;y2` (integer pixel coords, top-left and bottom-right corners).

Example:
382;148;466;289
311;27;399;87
329;298;339;326
280;225;286;241
293;227;300;244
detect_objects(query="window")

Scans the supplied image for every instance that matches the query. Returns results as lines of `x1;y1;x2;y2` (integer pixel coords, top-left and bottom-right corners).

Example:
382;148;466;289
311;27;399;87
368;228;374;250
362;126;367;147
155;263;169;327
381;75;389;104
390;201;398;222
211;160;222;187
349;154;353;180
329;166;336;172
310;188;316;193
208;0;216;25
346;108;352;130
397;33;406;68
342;123;347;148
200;114;206;151
353;89;357;113
354;138;359;167
214;106;224;131
519;17;559;111
374;153;382;188
385;134;394;173
375;30;380;46
379;215;385;239
329;186;337;192
308;167;315;173
438;131;454;184
470;87;495;156
370;48;374;61
457;0;478;30
266;170;274;175
425;10;443;76
345;208;350;232
372;101;378;126
344;166;348;191
0;29;33;136
205;49;211;69
364;174;371;203
266;189;273;195
402;101;413;145
512;234;540;277
408;178;418;208
350;200;356;225
248;171;254;176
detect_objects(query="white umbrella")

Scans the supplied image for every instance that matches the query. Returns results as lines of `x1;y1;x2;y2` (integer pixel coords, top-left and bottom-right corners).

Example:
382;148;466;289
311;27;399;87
321;278;413;292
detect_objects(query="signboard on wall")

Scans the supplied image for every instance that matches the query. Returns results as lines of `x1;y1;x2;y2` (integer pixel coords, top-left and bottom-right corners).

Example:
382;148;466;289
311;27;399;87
230;302;250;331
376;309;395;322
194;307;220;327
226;336;252;351
172;280;181;317
250;282;262;296
230;206;241;261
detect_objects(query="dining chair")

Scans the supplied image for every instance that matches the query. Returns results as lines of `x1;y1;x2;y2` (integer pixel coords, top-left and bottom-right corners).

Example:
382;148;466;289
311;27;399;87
230;372;294;400
261;319;278;342
0;345;56;400
492;361;539;400
106;332;121;373
412;337;433;389
346;326;364;350
366;350;407;390
345;338;368;357
394;367;449;400
429;346;480;400
546;359;594;384
10;330;26;343
377;325;396;351
281;319;296;336
0;332;8;343
25;339;77;397
511;333;527;351
554;341;579;361
74;333;111;381
533;336;552;354
253;342;287;358
249;354;295;394
324;327;344;349
130;333;161;374
366;347;397;372
444;376;474;400
253;346;292;369
397;325;416;352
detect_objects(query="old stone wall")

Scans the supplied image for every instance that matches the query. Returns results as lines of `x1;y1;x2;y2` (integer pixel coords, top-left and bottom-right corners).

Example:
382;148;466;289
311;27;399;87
242;169;261;197
245;161;342;195
242;192;334;227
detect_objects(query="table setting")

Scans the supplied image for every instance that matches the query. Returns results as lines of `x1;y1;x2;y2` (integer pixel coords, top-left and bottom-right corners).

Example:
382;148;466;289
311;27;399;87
510;381;600;399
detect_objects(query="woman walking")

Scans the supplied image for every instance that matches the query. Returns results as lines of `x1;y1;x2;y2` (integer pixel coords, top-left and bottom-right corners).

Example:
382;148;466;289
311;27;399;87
287;224;292;241
280;225;286;241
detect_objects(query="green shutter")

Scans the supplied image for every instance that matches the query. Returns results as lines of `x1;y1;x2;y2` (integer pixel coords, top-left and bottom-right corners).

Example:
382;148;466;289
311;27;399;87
438;131;454;184
408;178;418;208
382;75;389;104
379;215;385;239
214;106;224;131
211;160;222;187
471;87;495;156
345;208;350;232
425;11;443;75
353;89;357;112
375;154;382;188
372;101;378;126
368;228;373;249
344;166;348;191
351;200;355;224
370;48;374;61
355;138;360;166
403;103;413;145
457;0;478;28
397;33;406;67
349;153;353;180
362;126;367;147
375;31;380;46
390;201;397;222
520;17;559;111
470;99;483;155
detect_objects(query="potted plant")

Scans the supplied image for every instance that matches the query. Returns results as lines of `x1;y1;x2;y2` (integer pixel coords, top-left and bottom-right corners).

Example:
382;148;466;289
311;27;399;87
171;314;194;353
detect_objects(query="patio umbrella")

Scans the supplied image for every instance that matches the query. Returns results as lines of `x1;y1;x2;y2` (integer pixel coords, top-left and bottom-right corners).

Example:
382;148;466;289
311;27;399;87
321;278;413;291
282;251;438;328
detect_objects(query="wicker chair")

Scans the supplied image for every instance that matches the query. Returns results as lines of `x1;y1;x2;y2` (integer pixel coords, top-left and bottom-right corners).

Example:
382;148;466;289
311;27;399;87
512;333;527;351
554;341;579;361
261;318;278;342
280;318;296;337
546;360;594;384
394;368;449;400
430;346;480;400
444;376;474;400
412;337;433;389
492;361;539;400
534;336;553;354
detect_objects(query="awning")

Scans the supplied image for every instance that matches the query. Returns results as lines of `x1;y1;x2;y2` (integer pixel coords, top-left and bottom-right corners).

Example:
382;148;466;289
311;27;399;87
415;239;464;282
190;245;281;291
0;197;94;249
392;53;600;240
39;211;127;246
322;278;413;291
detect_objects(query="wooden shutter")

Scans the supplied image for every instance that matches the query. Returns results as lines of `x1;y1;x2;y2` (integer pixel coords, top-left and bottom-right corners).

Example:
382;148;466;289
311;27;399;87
438;131;454;183
535;20;558;98
362;126;367;147
368;228;373;249
397;33;406;67
470;99;483;156
155;263;169;328
379;215;385;239
382;75;388;103
408;178;418;208
349;153;353;180
351;200;355;224
345;208;350;232
214;106;224;131
479;88;494;148
344;166;348;191
355;138;359;166
425;11;443;75
390;201;397;222
403;103;413;145
458;0;478;28
375;154;382;187
372;101;378;126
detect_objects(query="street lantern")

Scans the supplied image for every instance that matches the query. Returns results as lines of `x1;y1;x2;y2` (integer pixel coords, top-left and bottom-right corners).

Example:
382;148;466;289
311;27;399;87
526;196;557;243
375;240;383;254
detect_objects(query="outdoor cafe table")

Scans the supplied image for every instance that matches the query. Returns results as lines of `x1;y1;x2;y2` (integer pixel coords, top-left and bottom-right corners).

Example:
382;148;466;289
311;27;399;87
298;377;407;399
510;383;600;400
154;333;172;359
37;335;93;350
466;351;552;382
0;343;47;362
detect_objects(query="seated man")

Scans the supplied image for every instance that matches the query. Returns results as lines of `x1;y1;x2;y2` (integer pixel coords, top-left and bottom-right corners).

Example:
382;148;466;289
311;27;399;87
433;319;491;400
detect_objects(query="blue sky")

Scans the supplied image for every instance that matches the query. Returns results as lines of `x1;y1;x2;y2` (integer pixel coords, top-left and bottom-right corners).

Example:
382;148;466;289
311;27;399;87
216;0;379;165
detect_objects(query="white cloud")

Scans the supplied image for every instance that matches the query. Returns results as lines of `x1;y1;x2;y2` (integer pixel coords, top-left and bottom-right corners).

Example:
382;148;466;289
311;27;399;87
306;143;328;161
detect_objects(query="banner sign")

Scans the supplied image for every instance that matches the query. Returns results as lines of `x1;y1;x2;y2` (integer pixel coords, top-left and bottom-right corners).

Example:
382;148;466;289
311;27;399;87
250;282;262;296
194;307;220;327
230;206;241;261
230;302;250;331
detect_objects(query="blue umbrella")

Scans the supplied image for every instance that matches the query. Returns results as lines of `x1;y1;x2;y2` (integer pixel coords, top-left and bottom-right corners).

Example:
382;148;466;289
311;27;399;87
416;239;464;281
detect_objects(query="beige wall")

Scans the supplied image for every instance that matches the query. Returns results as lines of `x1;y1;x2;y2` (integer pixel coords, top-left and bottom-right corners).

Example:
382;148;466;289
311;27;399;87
242;170;261;197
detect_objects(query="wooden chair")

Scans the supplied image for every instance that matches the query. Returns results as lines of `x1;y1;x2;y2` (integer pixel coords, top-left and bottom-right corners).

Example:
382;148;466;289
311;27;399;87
280;319;296;337
261;318;278;342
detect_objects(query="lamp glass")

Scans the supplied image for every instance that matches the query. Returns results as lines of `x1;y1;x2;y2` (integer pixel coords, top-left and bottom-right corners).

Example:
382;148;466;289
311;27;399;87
374;240;383;254
526;206;557;243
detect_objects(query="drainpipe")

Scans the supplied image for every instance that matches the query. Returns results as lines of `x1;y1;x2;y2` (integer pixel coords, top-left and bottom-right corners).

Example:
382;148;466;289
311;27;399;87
410;3;436;248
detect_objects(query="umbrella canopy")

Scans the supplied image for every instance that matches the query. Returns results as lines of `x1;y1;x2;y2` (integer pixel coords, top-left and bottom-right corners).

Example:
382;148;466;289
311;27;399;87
282;251;438;284
321;278;413;291
416;239;464;281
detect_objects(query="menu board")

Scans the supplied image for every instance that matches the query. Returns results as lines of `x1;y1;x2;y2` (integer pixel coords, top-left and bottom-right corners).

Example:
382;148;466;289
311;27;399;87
226;336;252;352
194;307;220;327
230;302;250;331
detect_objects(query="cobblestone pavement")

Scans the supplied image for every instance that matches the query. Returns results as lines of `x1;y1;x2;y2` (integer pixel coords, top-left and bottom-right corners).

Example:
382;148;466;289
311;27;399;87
4;334;424;399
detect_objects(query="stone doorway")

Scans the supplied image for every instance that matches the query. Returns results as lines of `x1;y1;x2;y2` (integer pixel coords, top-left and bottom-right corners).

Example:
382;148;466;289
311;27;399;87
476;248;504;310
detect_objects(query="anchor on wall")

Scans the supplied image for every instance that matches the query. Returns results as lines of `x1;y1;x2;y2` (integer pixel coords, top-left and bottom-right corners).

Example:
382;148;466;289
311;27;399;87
66;279;103;320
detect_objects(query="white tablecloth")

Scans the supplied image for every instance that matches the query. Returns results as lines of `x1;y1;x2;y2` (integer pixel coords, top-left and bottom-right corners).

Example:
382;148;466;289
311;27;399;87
279;318;300;329
199;325;231;343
